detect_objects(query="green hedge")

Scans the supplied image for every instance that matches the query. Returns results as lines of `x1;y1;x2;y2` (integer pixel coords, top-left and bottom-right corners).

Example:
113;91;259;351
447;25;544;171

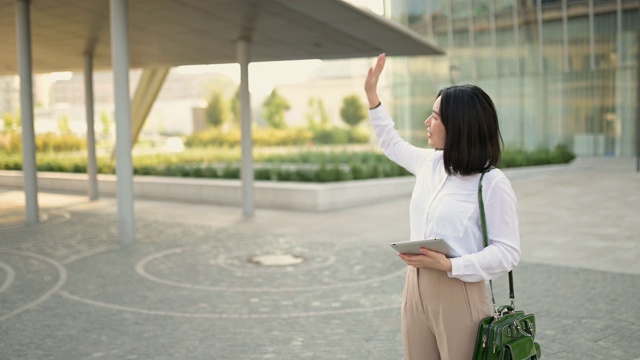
185;126;369;148
185;128;314;147
0;133;86;153
0;145;575;183
499;144;575;168
310;127;369;145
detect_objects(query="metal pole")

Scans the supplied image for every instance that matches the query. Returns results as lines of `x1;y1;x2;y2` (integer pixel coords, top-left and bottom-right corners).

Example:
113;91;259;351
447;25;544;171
426;0;433;39
489;0;497;77
110;0;135;243
513;0;524;148
536;0;544;75
237;40;254;217
562;0;569;72
588;0;595;71
446;0;453;50
536;0;549;148
616;0;622;68
15;0;39;225
513;1;521;77
446;0;455;87
637;7;640;172
467;0;476;80
84;53;99;201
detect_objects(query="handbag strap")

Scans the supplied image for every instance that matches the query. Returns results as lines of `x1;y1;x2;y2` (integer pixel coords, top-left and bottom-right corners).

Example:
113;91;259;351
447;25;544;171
478;168;516;314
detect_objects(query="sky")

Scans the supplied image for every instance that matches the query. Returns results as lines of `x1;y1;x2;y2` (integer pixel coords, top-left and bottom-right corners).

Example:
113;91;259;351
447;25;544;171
173;0;384;97
174;60;324;96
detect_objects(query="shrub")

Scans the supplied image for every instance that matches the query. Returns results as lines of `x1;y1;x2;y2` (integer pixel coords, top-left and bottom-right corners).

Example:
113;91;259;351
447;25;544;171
499;145;576;169
1;112;20;134
307;127;369;145
348;127;369;143
0;154;22;170
0;133;22;153
0;145;575;183
185;127;313;148
252;128;313;146
550;144;576;163
185;128;239;147
0;132;86;153
35;133;86;152
311;127;349;145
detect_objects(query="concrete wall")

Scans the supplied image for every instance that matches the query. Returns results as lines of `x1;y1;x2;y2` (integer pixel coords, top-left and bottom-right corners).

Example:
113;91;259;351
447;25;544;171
0;171;414;211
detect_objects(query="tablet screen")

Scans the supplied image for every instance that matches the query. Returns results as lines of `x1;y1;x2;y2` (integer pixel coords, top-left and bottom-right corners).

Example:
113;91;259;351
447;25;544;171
389;238;460;258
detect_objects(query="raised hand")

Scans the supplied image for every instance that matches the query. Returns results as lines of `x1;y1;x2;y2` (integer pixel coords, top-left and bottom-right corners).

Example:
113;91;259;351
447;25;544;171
364;53;386;108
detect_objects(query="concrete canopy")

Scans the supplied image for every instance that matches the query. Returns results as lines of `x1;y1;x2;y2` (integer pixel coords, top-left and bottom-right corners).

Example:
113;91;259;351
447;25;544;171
0;0;443;75
6;0;444;242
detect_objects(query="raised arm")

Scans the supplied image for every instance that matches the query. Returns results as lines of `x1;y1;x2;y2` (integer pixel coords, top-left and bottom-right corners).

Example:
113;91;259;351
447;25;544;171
364;53;385;108
365;54;432;174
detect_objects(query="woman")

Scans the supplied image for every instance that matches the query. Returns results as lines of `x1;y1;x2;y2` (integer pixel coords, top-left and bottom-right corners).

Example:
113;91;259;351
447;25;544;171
365;54;521;359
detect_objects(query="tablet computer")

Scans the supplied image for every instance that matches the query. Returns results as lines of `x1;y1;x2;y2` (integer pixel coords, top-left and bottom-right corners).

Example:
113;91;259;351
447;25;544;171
389;238;460;258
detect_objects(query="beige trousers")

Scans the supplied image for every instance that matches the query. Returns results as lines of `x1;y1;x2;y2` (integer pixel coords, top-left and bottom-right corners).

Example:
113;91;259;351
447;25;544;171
401;266;490;360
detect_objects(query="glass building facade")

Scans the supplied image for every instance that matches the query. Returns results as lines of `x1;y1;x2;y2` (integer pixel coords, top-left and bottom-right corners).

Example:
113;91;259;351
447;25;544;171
384;0;639;157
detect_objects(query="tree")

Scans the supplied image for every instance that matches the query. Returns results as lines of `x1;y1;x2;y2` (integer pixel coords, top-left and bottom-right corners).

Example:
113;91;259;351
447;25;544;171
100;111;112;140
340;94;367;127
262;88;290;129
305;97;330;130
205;91;230;128
230;87;241;127
1;112;20;134
57;114;73;135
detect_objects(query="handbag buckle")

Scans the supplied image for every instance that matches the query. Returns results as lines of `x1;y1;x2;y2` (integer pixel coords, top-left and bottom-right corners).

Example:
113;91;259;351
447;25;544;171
492;305;500;320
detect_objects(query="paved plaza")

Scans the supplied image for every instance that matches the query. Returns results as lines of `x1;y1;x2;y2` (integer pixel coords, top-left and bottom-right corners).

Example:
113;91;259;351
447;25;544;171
0;157;639;359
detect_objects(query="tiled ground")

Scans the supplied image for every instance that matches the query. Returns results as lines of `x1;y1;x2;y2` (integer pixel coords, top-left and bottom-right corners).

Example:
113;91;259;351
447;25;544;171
1;157;639;359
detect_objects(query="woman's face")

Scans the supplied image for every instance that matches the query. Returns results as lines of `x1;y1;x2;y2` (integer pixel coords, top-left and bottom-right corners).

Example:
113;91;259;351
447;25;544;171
425;96;446;149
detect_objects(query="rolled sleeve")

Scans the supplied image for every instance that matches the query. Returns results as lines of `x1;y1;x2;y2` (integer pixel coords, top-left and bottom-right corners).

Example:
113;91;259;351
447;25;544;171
368;105;433;175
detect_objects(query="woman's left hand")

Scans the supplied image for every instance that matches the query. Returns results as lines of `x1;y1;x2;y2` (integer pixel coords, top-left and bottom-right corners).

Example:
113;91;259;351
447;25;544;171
364;53;385;108
398;248;452;272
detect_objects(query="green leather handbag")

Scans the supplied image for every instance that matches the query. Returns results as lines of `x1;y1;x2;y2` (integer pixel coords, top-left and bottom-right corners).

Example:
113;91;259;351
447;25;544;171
472;169;542;360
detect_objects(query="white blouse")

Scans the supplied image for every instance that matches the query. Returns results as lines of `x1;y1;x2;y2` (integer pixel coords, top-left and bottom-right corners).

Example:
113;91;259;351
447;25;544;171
370;106;521;282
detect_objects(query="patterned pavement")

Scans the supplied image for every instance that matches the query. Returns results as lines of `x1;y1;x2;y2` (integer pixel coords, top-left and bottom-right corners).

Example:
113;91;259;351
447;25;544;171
0;157;639;359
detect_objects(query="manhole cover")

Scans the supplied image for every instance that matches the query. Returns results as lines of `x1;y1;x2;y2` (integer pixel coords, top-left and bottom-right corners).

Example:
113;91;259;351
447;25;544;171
248;254;304;266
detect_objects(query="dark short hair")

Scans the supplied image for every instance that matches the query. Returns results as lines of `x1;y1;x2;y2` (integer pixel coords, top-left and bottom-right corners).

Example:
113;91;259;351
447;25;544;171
437;84;503;176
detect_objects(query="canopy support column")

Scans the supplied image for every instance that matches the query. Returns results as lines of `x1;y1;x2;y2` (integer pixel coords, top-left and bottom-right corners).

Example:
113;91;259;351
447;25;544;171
84;53;99;201
637;5;640;172
16;0;39;225
237;39;254;218
110;0;135;243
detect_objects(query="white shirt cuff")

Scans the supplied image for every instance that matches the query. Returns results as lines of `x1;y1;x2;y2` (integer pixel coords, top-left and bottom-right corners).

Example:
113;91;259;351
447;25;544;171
449;256;464;278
